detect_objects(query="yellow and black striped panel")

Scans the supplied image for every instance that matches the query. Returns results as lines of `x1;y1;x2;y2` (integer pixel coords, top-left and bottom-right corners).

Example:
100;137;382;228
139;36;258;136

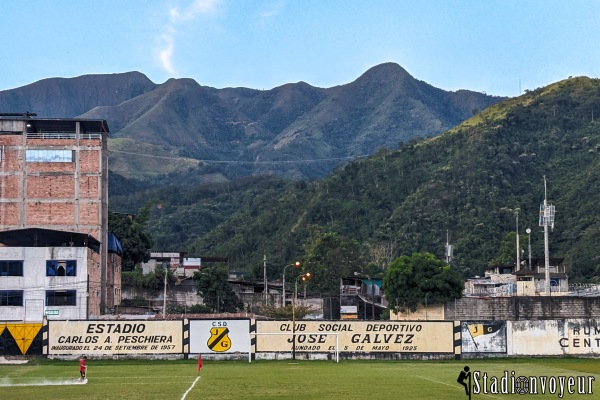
453;321;461;360
183;319;190;354
250;319;256;361
0;322;43;355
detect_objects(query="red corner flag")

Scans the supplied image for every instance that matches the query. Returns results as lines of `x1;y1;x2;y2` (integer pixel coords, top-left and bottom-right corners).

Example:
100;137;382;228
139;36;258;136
197;354;203;374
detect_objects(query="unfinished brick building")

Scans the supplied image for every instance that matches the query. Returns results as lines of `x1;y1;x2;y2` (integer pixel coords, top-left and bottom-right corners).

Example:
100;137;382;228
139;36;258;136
0;115;120;320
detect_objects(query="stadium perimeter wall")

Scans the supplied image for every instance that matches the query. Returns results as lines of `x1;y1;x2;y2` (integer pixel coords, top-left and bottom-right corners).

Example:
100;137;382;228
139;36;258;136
1;318;599;360
445;296;600;320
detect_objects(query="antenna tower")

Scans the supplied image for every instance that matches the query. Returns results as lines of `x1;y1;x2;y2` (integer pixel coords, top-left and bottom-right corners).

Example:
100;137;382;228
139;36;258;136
538;176;555;296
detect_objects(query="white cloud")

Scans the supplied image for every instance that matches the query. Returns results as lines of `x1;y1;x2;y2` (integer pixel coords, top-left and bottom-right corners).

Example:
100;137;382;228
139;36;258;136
157;0;221;74
159;28;176;74
257;0;285;20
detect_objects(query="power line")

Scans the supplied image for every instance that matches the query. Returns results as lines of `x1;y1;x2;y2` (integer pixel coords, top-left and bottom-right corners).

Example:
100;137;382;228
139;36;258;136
110;149;365;164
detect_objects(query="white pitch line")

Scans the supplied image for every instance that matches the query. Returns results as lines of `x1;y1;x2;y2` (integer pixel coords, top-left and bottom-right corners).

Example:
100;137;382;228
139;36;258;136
181;376;200;400
416;375;502;399
0;379;83;387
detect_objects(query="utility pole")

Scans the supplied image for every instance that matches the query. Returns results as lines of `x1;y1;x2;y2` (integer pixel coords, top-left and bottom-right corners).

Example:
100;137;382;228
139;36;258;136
263;253;267;304
162;261;168;319
515;210;520;271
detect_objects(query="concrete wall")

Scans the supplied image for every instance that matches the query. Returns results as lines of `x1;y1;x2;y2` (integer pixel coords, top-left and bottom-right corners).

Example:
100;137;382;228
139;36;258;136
391;304;445;320
507;320;566;356
106;252;122;310
445;296;600;320
4;318;600;360
122;285;204;310
508;319;600;356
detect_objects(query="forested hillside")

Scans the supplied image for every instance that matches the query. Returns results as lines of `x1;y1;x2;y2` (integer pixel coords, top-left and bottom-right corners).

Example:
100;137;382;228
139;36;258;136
112;76;600;293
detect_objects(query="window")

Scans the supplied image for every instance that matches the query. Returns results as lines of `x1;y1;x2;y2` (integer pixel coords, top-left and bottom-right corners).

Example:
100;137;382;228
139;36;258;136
26;149;73;162
0;290;23;306
0;260;23;276
46;260;77;276
45;290;76;306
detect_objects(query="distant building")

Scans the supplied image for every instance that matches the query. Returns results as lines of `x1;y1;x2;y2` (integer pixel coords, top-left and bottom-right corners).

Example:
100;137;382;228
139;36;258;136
340;275;386;320
514;257;569;295
229;279;280;309
142;252;185;275
141;252;231;278
134;252;238;314
464;258;569;297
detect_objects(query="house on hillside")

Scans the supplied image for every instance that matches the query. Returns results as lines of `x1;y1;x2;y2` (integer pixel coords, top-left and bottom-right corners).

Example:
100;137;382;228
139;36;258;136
464;257;569;297
141;252;232;278
340;275;386;320
514;257;569;295
132;252;231;313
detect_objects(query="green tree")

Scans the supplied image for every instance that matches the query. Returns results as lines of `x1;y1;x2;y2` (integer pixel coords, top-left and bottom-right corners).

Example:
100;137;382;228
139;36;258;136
383;252;463;313
490;232;526;266
122;266;175;289
303;231;365;295
193;266;244;313
108;201;154;271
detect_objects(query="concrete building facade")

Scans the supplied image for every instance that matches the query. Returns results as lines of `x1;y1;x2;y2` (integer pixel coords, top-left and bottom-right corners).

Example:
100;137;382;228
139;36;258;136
0;116;118;319
0;231;99;321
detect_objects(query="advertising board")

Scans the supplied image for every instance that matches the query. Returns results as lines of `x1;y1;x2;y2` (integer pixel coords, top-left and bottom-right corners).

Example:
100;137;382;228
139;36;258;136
47;320;182;355
255;320;453;353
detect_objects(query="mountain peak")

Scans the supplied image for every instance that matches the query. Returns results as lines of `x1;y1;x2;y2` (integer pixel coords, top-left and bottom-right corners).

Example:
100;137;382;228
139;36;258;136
356;62;413;83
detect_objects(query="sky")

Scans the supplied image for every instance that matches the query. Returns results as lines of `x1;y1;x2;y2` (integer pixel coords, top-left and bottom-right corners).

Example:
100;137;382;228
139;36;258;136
1;0;599;97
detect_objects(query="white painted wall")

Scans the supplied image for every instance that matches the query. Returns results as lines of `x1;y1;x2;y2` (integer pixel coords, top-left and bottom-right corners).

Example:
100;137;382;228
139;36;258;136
0;247;89;322
508;319;600;356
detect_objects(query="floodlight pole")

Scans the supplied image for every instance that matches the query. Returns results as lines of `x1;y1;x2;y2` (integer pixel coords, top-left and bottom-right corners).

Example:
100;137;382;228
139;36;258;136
292;277;298;360
282;262;300;308
526;228;532;269
291;271;310;360
282;266;288;308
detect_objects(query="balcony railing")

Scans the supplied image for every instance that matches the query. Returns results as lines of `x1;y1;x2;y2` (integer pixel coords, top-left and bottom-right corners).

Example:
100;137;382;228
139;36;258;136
465;282;579;297
567;283;600;297
464;283;516;297
27;132;102;140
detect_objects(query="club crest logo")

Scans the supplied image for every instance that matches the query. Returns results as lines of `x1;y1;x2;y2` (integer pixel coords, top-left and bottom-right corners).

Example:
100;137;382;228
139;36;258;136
467;322;503;338
207;327;231;352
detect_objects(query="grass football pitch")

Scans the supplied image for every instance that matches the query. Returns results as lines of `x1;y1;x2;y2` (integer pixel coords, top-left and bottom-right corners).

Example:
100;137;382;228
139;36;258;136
1;357;599;399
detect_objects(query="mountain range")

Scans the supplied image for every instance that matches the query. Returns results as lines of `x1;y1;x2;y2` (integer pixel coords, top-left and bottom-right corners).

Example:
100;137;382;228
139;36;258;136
0;63;504;189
